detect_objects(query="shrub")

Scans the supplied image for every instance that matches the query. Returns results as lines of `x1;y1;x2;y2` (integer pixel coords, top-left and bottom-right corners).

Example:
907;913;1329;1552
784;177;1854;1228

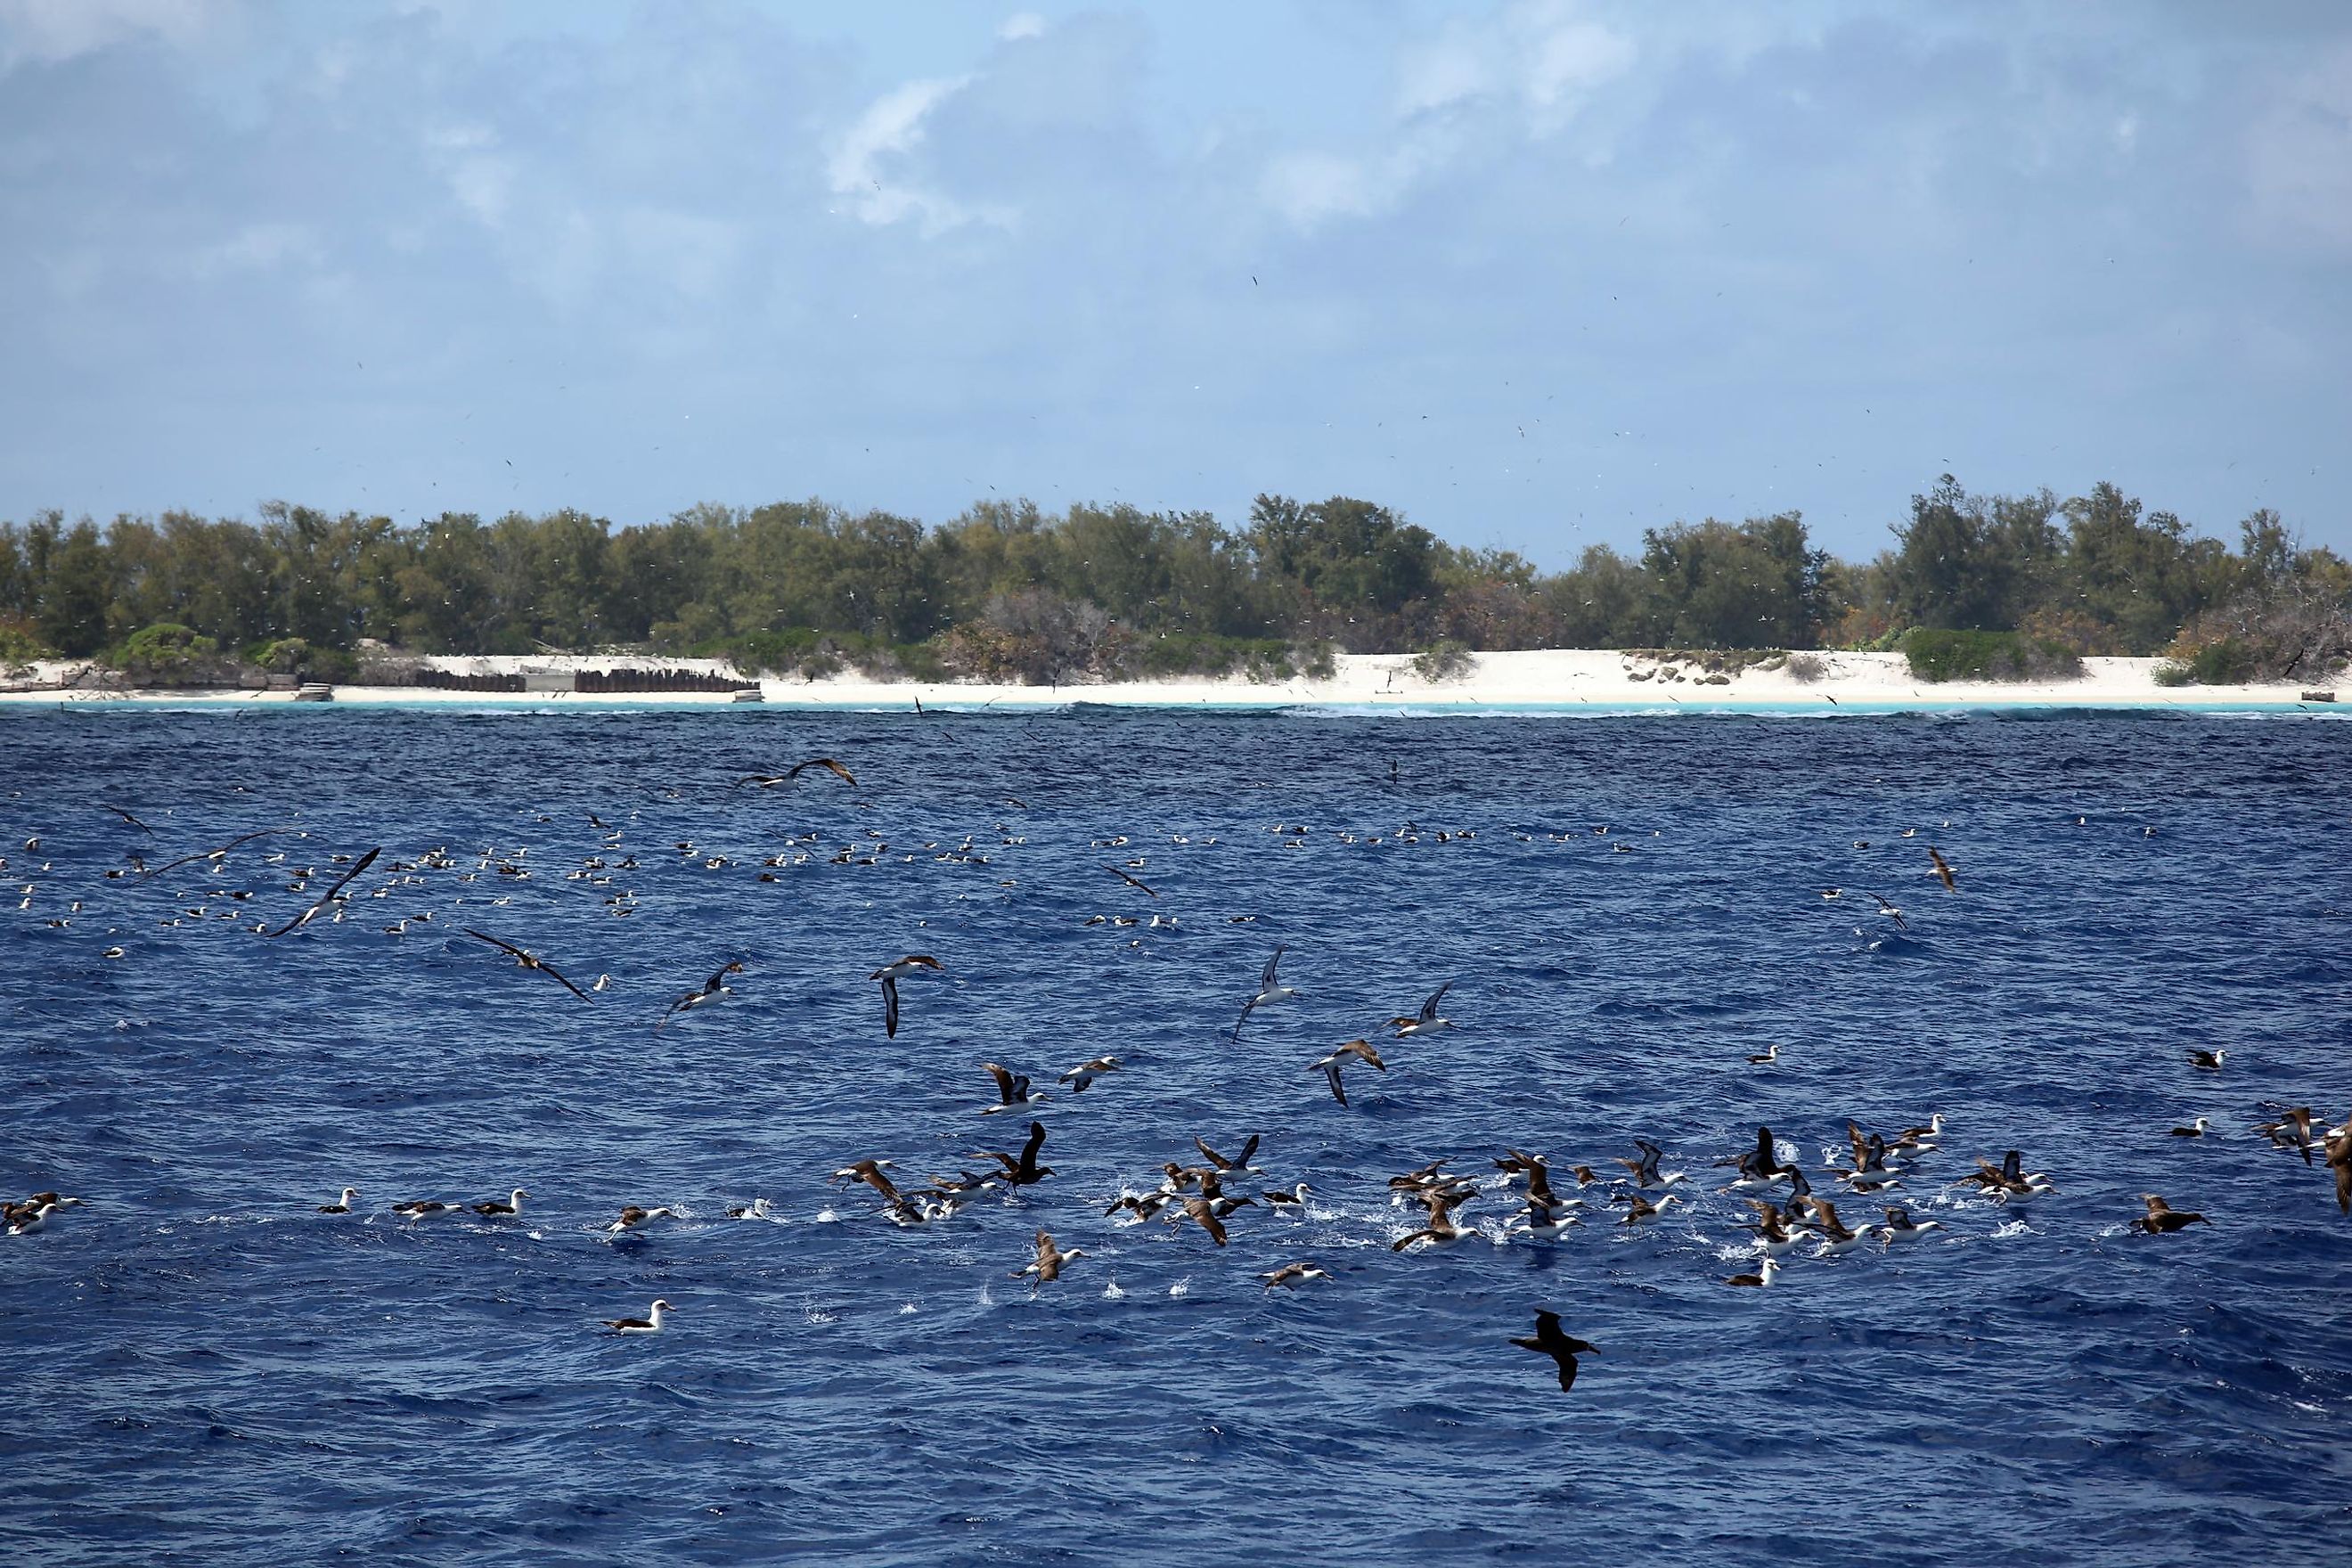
1411;640;1474;682
2160;585;2352;684
0;613;51;663
935;591;1131;684
1784;652;1827;683
2151;660;2193;688
1900;628;2084;683
108;623;233;687
1294;639;1338;682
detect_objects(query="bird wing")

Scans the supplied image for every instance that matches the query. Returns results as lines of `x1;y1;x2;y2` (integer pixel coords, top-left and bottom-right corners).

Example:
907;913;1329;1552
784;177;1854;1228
264;846;381;937
982;1062;1017;1102
536;960;592;1001
141;828;289;880
1261;944;1287;987
1236;1133;1260;1169
1419;980;1452;1023
882;976;900;1038
1194;1135;1228;1168
1319;1060;1348;1107
1102;863;1160;898
1231;995;1257;1044
102;804;154;833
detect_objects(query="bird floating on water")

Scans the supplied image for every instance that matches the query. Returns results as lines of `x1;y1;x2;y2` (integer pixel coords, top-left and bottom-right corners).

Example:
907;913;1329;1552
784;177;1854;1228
605;1299;674;1334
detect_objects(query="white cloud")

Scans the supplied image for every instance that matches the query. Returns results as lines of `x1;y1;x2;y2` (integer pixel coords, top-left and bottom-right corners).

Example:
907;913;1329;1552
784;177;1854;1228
187;220;320;278
825;75;1009;235
998;12;1045;43
0;0;220;68
2245;43;2352;254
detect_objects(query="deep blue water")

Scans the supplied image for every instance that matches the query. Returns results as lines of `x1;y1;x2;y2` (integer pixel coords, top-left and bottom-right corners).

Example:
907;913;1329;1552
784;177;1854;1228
4;704;2349;1567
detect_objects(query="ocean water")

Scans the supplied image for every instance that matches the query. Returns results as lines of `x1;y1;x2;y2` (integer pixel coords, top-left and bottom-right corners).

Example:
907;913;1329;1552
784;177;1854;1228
4;703;2348;1566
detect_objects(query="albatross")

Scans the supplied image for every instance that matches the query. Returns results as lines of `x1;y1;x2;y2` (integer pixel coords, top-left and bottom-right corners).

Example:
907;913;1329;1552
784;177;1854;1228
870;955;942;1038
1232;945;1296;1042
1011;1229;1084;1290
657;960;745;1031
2130;1194;2209;1234
1510;1311;1596;1392
738;758;856;788
462;927;592;1000
1388;981;1455;1037
604;1299;674;1334
1308;1040;1386;1107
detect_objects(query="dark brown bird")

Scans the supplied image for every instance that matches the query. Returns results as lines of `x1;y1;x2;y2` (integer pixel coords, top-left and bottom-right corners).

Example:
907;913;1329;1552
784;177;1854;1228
2130;1194;2209;1234
1099;862;1159;898
739;758;856;788
1011;1229;1085;1288
1177;1194;1237;1245
830;1159;902;1205
1927;845;1956;892
1510;1310;1597;1392
265;846;381;937
462;927;592;1000
980;1121;1052;1187
2326;1117;2352;1214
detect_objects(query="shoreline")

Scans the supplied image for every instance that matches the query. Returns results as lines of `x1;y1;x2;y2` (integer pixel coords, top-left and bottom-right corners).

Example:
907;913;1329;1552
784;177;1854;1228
2;649;2341;713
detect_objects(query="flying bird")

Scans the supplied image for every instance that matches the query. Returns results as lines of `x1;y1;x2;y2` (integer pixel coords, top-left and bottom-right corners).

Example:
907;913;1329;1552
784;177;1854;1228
1510;1311;1597;1392
1100;863;1159;898
979;1121;1052;1188
657;960;745;1031
1058;1055;1123;1093
980;1061;1047;1113
463;927;592;1000
101;804;154;834
263;846;380;937
1866;891;1907;930
1309;1039;1386;1107
870;955;942;1038
1388;980;1454;1037
1011;1229;1085;1290
738;758;857;788
1261;1262;1333;1290
1927;845;1957;891
1232;944;1295;1042
142;828;290;880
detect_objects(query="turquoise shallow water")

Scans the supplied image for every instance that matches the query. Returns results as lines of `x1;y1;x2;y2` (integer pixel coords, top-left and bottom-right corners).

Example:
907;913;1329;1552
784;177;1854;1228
3;706;2348;1565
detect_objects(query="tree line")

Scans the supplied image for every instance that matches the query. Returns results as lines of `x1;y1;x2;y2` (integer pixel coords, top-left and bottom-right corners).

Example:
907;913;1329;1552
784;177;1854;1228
1;480;2345;677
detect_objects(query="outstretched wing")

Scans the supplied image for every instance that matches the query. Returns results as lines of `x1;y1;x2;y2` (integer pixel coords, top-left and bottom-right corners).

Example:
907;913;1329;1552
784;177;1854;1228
263;847;381;938
882;976;901;1038
1261;943;1287;988
1419;980;1452;1024
1101;863;1160;898
788;757;858;786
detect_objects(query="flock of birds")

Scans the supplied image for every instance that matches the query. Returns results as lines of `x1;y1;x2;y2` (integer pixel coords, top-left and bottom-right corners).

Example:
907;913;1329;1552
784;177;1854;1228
9;753;2350;1395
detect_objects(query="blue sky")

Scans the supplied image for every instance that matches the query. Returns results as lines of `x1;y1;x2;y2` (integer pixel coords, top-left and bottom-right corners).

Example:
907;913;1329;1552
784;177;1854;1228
2;0;2347;564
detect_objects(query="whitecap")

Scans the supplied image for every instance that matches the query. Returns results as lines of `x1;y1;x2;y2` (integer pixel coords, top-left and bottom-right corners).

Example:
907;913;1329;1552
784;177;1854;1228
1103;1278;1126;1300
1990;1219;2030;1238
898;1303;917;1315
1168;1278;1190;1297
802;1305;837;1325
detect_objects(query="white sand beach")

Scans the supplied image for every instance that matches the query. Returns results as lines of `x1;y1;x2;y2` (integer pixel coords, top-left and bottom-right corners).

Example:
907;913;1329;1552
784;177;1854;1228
2;649;2340;710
